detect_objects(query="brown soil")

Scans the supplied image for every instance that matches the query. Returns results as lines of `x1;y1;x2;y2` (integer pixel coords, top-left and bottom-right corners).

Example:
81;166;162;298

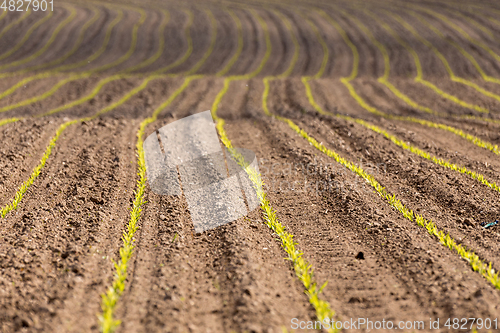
1;0;500;332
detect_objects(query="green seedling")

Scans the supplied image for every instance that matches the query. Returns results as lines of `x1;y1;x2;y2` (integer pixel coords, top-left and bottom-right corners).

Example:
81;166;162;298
210;9;338;332
99;76;201;333
213;112;337;333
283;116;500;292
213;279;220;290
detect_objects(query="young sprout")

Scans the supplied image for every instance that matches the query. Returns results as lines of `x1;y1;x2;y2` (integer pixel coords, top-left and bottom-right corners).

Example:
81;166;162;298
172;232;178;243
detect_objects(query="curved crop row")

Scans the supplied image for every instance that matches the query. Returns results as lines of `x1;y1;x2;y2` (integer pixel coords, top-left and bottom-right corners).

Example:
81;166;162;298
436;0;500;20
215;108;338;333
0;75;159;218
299;8;500;189
0;74;123;129
98;7;224;329
362;8;500;126
255;12;500;288
408;10;500;100
414;4;500;66
0;117;20;127
350;9;447;116
288;1;500;300
0;4;78;71
317;9;499;155
89;6;146;73
99;75;201;333
0;6;153;214
224;7;337;332
0;6;124;103
54;5;124;73
446;8;495;42
302;79;500;199
274;112;500;293
348;6;500;127
0;9;53;63
21;5;102;73
215;8;243;77
0;7;186;115
123;9;170;73
184;9;217;75
0;9;32;54
365;9;490;114
0;5;100;100
2;2;500;331
0;73;84;113
0;7;214;114
152;9;194;75
0;7;198;129
432;7;500;84
388;9;500;107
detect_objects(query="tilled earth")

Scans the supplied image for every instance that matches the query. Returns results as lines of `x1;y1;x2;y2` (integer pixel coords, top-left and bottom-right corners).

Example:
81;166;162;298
0;0;500;332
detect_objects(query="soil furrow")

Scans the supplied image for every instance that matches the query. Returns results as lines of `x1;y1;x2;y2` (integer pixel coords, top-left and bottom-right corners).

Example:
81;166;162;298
414;5;500;75
231;8;263;76
133;8;187;74
72;8;138;73
0;119;64;205
305;9;351;78
320;6;380;78
4;1;500;332
0;11;43;50
279;9;317;77
264;8;300;77
49;5;114;71
7;5;91;72
0;76;141;119
109;8;161;73
169;9;212;75
0;8;68;65
195;7;237;76
308;78;500;182
0;117;139;332
225;79;500;327
280;78;500;273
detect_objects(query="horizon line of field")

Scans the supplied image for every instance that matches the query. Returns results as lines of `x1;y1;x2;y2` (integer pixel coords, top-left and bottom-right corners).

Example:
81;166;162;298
0;1;500;330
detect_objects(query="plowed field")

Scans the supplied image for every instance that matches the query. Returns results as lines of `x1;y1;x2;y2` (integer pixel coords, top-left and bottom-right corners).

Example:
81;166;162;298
1;0;500;332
